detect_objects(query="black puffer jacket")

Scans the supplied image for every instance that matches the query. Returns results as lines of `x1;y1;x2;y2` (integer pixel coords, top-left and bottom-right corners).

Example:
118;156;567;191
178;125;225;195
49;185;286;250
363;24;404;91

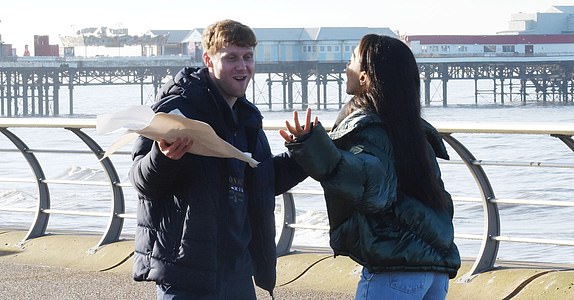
129;67;307;294
286;109;460;278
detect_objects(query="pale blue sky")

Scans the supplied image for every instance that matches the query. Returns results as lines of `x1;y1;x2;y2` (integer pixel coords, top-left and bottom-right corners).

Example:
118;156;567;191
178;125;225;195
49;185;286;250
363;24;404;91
1;0;571;52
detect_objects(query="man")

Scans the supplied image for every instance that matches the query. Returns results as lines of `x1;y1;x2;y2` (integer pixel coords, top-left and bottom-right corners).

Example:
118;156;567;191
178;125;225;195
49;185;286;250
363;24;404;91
129;19;306;299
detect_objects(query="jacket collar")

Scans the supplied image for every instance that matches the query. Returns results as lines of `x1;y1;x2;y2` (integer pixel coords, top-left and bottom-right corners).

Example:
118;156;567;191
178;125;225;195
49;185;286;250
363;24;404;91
328;109;382;140
180;67;263;130
328;108;450;160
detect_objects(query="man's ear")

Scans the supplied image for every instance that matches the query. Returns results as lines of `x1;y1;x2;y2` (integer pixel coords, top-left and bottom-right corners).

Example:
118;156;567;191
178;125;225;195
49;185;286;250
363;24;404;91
202;52;211;67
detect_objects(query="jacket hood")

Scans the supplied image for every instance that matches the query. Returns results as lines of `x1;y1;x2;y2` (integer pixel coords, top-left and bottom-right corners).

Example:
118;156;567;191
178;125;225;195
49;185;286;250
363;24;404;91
155;67;204;101
329;109;450;160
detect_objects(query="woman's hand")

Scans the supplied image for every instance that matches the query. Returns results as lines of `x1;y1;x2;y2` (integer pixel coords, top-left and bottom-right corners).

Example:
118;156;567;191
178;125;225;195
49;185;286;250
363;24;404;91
158;137;193;160
279;108;319;143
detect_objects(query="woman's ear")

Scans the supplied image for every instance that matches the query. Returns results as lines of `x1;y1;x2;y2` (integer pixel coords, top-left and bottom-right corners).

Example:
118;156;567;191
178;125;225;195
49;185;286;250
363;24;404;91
359;71;369;87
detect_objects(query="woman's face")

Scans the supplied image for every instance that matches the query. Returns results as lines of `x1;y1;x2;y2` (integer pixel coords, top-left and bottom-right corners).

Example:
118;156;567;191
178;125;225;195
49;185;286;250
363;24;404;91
345;45;364;95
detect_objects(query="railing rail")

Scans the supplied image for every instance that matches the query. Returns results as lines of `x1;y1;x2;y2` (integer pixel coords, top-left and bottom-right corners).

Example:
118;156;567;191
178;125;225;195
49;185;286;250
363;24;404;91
0;119;573;280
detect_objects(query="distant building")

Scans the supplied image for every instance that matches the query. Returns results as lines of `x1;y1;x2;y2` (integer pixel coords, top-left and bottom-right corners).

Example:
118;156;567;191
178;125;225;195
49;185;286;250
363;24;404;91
59;26;167;57
407;34;574;56
407;6;574;57
0;43;13;59
179;27;396;63
147;29;202;58
0;33;14;59
253;27;396;63
59;26;396;60
501;5;574;35
34;35;59;56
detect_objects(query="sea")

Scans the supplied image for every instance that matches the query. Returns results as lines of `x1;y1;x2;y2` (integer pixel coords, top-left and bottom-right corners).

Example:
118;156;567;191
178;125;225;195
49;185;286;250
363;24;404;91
0;77;573;265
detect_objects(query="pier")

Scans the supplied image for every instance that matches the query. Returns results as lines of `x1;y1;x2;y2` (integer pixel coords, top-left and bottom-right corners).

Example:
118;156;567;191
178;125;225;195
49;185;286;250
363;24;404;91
1;55;574;116
418;55;574;105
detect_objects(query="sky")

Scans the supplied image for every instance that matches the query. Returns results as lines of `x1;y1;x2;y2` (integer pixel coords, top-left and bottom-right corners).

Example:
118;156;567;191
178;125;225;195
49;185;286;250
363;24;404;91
1;0;573;53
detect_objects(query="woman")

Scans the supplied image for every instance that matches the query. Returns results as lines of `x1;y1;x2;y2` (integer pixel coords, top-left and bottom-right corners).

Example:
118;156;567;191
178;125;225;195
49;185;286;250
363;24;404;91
280;34;460;299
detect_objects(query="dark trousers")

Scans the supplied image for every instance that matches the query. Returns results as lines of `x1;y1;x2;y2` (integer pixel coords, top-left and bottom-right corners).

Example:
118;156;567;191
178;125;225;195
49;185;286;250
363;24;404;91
156;276;256;300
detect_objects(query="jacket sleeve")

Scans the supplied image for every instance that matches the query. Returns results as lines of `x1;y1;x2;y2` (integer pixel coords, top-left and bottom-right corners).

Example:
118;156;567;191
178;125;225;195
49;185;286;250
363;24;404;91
129;95;194;199
129;135;187;198
286;123;397;220
272;151;308;195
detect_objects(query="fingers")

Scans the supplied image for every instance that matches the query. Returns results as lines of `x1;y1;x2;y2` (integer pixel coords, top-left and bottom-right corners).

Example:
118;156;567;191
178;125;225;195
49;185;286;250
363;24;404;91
282;108;319;142
304;108;311;132
293;110;301;133
279;130;292;142
285;120;297;135
159;138;192;160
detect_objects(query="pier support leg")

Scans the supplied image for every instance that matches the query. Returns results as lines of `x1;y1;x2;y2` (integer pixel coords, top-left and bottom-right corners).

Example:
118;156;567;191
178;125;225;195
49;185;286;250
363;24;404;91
37;77;44;116
474;78;478;104
53;84;59;116
287;75;293;110
316;75;321;110
301;74;308;110
6;71;13;117
282;75;287;110
500;79;505;105
44;84;50;116
267;73;273;110
338;74;343;109
424;78;431;106
520;79;526;103
442;78;448;107
23;74;29;116
68;72;75;115
493;79;497;104
322;76;327;110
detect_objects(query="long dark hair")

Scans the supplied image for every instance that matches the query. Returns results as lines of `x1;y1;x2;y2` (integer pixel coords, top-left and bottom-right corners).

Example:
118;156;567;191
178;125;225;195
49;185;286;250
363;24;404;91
356;34;447;210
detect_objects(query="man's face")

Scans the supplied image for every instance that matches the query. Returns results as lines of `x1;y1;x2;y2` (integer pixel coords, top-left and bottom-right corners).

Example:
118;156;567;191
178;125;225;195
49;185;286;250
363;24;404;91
204;44;254;105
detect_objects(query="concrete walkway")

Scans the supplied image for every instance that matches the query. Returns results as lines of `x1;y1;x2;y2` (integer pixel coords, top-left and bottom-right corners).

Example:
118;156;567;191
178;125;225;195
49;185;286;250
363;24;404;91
1;230;573;299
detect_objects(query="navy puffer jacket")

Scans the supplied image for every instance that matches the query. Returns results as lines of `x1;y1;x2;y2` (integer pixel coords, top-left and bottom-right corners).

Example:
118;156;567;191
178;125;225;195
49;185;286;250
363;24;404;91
129;67;307;294
286;109;460;278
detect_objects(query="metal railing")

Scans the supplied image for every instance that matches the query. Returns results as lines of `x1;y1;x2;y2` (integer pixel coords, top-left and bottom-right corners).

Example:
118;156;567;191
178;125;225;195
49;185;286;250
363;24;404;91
0;119;573;281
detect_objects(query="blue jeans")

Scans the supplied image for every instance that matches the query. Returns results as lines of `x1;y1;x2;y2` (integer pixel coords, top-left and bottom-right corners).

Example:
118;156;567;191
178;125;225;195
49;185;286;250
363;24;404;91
355;268;449;300
156;276;256;300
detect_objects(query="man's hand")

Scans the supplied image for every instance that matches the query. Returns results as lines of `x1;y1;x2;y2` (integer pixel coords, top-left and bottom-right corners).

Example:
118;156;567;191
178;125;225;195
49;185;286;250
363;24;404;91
158;138;193;160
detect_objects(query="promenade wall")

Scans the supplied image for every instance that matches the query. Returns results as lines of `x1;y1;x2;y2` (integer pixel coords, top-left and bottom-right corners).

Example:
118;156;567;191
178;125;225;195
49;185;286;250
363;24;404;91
1;230;573;299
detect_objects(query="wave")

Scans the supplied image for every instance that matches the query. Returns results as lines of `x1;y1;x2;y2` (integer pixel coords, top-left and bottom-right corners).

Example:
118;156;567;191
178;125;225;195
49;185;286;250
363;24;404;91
0;190;36;208
292;210;330;247
55;166;106;181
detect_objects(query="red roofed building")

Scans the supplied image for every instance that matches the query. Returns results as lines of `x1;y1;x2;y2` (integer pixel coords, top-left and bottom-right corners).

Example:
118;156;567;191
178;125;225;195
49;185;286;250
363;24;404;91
406;34;574;56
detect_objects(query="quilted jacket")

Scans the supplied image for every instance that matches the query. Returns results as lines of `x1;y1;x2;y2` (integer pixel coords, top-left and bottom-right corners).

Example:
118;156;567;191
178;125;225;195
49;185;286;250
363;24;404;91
129;67;307;294
286;109;460;278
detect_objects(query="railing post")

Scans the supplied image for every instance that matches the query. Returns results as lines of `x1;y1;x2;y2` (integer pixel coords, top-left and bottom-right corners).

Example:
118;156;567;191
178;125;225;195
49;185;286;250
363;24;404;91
67;128;125;252
551;134;574;152
276;192;296;256
0;128;50;245
441;133;500;282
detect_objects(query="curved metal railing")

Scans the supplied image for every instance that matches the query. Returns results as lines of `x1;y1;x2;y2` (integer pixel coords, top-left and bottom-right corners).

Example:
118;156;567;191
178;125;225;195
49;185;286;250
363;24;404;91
0;119;573;280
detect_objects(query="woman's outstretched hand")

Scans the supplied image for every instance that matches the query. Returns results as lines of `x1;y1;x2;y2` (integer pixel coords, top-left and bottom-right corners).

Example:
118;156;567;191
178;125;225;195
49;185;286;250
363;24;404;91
279;108;319;143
